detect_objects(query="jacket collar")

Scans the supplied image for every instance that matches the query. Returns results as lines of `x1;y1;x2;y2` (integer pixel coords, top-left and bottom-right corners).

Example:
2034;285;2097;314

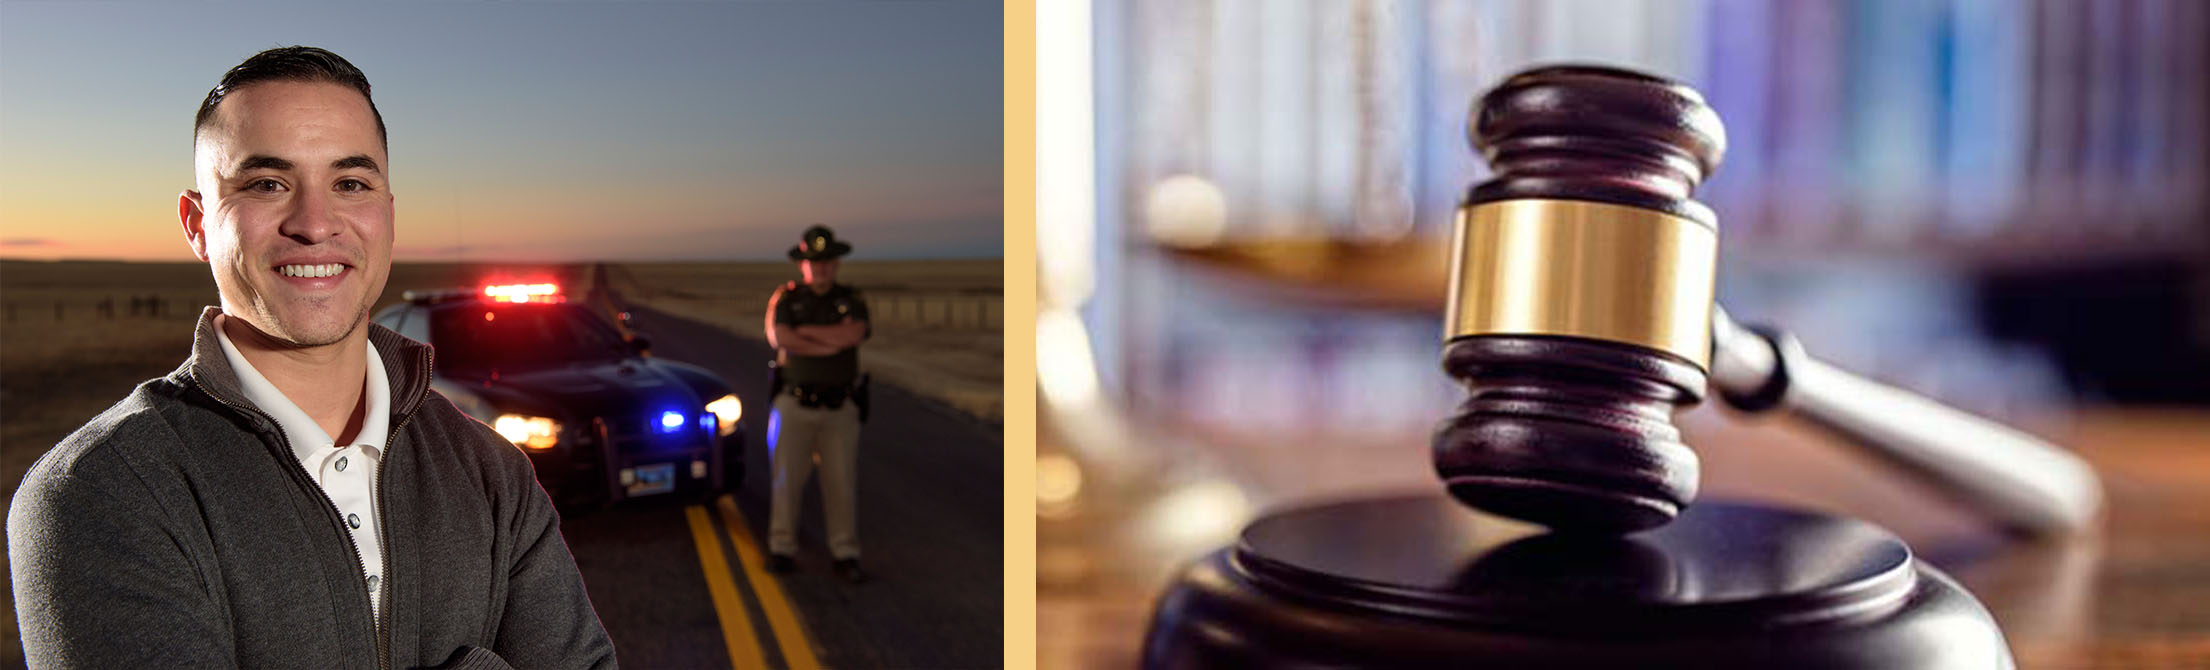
177;307;435;429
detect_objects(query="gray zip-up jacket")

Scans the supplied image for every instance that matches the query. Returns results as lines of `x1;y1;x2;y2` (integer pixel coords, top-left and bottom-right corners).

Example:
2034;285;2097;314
9;308;617;669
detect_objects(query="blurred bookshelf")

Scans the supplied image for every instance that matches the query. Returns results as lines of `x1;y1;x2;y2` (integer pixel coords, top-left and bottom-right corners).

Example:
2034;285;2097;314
1042;5;2210;666
1078;0;2210;453
1104;0;2207;261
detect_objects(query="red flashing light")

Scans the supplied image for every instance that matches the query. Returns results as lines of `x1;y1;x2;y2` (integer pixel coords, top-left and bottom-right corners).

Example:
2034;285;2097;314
483;283;564;304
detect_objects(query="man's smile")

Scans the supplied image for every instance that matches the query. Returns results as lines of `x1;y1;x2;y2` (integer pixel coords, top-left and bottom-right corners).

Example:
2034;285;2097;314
277;263;347;278
271;258;355;290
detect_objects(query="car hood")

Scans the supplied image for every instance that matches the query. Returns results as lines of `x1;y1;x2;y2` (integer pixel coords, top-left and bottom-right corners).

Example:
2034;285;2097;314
446;358;708;422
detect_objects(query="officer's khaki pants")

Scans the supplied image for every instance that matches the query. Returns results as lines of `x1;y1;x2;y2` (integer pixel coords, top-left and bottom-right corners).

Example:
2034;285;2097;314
767;394;862;560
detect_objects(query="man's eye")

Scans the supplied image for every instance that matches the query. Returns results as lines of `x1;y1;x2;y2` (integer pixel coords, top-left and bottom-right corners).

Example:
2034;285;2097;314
336;179;371;192
248;178;285;192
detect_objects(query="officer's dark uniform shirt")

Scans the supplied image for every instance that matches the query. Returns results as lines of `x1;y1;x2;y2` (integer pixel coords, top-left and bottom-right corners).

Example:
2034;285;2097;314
773;282;868;387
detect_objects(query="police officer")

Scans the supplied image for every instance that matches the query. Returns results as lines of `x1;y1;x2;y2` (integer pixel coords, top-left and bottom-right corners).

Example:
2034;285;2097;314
763;225;872;583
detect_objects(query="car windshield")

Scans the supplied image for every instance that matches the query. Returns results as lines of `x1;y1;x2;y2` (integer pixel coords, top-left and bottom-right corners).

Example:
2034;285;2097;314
429;303;631;373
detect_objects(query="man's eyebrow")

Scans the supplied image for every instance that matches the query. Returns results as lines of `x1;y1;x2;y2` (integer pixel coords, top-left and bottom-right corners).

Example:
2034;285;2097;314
332;155;381;173
234;155;293;172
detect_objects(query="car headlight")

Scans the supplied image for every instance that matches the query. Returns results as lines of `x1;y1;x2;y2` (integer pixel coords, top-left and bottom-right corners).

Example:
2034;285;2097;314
705;394;742;436
494;414;561;450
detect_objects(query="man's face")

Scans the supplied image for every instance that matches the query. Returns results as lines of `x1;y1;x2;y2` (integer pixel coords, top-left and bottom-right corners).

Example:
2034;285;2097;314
182;80;393;348
801;258;839;285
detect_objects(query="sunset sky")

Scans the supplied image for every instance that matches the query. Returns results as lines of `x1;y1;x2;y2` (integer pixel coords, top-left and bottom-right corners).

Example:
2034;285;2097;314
0;1;1002;262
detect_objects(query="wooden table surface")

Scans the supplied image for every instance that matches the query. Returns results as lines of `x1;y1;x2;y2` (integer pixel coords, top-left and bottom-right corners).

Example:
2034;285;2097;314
1037;407;2210;669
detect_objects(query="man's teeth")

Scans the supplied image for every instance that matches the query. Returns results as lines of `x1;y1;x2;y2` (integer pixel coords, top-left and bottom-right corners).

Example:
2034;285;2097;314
279;264;345;278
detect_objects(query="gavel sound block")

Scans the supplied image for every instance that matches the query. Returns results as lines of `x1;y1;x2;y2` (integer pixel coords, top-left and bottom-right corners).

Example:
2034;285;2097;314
1143;66;2019;668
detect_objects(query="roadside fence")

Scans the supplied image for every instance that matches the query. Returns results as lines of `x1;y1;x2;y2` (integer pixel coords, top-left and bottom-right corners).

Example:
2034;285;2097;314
6;295;191;323
866;292;1003;331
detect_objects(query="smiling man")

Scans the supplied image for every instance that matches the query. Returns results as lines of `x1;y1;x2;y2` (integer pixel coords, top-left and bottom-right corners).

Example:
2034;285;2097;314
8;47;615;669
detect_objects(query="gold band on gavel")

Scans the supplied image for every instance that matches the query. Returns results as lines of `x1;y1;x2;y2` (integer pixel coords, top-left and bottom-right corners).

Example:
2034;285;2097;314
1445;199;1718;370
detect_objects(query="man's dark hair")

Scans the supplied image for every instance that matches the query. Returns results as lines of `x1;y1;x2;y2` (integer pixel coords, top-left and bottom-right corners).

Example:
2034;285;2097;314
194;46;386;149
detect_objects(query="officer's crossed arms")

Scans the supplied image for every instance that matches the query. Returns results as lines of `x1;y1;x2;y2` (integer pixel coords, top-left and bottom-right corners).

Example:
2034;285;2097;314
766;287;868;356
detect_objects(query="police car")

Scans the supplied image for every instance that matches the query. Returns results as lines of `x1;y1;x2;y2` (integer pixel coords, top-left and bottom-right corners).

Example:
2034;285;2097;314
371;283;744;507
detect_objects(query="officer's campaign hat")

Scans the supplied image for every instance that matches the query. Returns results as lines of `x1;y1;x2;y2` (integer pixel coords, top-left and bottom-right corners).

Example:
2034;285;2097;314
789;225;853;261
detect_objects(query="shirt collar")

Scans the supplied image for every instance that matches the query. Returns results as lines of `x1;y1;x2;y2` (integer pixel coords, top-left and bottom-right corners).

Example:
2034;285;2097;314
214;323;392;463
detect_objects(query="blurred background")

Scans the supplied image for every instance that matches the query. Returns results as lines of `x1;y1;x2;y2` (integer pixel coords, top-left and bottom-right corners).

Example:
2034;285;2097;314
1037;0;2210;667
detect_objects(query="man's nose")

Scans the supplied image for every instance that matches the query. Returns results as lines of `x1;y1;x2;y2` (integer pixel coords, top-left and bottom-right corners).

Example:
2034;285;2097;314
279;186;343;244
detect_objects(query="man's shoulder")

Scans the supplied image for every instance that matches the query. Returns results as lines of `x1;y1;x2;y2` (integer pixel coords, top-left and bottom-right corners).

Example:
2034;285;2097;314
392;391;556;517
404;389;539;472
779;282;865;299
814;283;864;307
20;377;198;500
407;389;507;446
768;281;800;311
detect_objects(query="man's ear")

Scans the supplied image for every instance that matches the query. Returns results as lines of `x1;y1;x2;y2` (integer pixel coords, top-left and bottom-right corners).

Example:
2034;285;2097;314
179;190;209;262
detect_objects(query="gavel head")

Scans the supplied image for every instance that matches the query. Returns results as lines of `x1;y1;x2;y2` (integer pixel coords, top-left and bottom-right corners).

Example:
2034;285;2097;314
1432;65;1726;533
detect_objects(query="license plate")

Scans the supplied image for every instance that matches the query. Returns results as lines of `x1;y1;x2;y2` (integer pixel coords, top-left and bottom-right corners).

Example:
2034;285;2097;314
629;463;676;497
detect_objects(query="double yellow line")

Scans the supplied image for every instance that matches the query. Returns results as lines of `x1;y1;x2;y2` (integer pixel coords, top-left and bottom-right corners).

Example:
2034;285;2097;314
683;494;822;670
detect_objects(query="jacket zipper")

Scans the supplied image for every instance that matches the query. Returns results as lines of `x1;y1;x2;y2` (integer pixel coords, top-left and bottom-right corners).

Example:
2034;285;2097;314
373;345;429;670
191;344;430;670
371;423;396;670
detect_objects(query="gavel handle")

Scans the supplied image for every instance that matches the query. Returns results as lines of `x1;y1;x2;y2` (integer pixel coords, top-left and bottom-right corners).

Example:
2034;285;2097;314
1708;308;2104;536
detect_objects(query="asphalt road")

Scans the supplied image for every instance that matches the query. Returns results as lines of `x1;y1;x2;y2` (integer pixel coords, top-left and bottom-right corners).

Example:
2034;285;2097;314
564;273;1004;668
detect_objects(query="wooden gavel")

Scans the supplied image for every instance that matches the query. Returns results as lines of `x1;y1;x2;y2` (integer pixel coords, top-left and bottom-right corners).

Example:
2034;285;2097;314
1144;64;2050;669
1429;65;2101;536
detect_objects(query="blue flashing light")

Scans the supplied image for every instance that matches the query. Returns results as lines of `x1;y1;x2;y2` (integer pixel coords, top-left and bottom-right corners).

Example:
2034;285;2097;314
699;414;715;431
658;411;685;433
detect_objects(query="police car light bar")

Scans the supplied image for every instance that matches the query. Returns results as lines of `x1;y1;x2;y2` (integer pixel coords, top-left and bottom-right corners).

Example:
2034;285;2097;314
484;283;563;304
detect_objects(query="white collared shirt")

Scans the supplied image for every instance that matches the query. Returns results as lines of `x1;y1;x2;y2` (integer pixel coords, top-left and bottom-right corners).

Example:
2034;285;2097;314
215;325;391;618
